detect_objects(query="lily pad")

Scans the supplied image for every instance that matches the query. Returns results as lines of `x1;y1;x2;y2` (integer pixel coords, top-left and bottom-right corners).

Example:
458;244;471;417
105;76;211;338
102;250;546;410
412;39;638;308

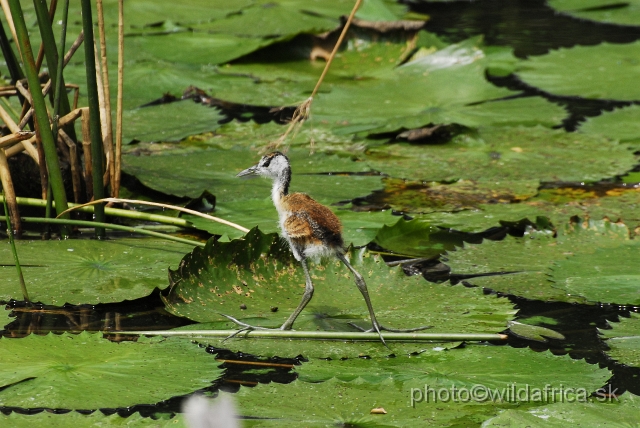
213;37;565;133
600;312;640;367
0;239;190;305
310;41;566;133
551;244;640;306
0;307;13;329
226;345;609;426
0;412;182;427
123;146;378;200
548;0;640;27
162;228;515;337
364;126;635;183
122;100;224;143
507;321;566;343
578;105;640;146
373;217;464;258
358;177;539;215
445;218;633;302
483;394;639;427
423;184;640;237
515;41;640;101
0;332;222;409
296;343;608;391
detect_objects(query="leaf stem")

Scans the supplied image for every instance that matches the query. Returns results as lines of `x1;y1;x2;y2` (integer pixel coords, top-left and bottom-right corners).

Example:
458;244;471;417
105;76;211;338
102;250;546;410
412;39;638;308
107;329;508;342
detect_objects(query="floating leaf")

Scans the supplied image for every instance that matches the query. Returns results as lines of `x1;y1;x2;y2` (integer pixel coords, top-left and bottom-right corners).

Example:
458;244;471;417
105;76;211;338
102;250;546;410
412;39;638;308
215;38;566;133
162;228;515;339
296;343;607;390
551;244;640;306
547;0;640;26
483;394;639;427
0;239;190;304
600;312;640;367
0;412;181;427
225;345;609;426
122;100;224;143
515;41;640;101
363;126;635;183
0;308;13;328
507;321;566;343
578;105;640;146
0;332;222;409
123;147;379;201
423;185;640;237
310;41;565;133
358;177;538;214
373;218;462;258
445;219;632;302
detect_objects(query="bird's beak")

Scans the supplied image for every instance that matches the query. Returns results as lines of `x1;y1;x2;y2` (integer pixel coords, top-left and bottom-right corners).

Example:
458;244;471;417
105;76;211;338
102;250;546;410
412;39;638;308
236;165;258;177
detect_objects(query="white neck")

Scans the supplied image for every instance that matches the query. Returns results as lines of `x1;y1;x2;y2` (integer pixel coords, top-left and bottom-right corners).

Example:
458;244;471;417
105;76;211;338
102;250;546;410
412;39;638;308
271;169;290;214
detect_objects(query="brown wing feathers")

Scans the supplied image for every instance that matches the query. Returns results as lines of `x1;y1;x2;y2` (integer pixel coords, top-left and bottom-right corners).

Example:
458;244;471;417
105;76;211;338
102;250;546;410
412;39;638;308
282;193;343;249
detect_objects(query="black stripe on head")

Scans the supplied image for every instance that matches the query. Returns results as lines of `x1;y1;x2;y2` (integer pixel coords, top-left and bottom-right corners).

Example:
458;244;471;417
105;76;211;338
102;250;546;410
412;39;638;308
262;151;287;168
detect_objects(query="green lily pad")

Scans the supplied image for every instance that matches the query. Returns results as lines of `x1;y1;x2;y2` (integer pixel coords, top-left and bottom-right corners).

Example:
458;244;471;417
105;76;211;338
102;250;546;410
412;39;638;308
310;40;565;134
123;146;381;201
363;126;635;183
212;37;565;133
122;101;224;143
373;218;465;258
124;31;276;66
551;244;640;306
194;3;341;37
445;218;632;302
225;345;609;426
548;0;640;26
483;394;639;427
507;321;566;343
0;239;190;305
0;412;182;427
422;184;640;237
600;312;640;367
296;343;607;390
515;41;640;101
0;307;13;328
578;105;640;146
0;332;222;409
360;177;539;215
162;228;515;347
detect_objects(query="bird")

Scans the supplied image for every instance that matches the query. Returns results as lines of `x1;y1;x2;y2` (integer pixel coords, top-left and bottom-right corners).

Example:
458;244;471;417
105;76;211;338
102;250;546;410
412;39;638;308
225;151;429;344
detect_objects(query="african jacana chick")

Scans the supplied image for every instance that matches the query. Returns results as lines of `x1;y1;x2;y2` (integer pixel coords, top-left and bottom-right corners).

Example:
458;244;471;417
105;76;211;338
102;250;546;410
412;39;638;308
228;152;429;343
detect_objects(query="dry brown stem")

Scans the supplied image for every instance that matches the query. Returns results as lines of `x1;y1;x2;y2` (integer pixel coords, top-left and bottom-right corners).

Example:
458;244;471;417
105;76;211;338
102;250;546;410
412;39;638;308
114;0;124;197
267;0;363;152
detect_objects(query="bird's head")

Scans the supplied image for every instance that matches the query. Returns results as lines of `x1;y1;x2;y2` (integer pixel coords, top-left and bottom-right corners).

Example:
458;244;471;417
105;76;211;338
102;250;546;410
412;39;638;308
236;151;290;179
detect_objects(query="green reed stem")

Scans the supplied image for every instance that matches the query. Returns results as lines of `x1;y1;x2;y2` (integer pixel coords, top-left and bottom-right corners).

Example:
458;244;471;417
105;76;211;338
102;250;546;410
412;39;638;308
80;0;105;237
3;193;29;302
21;217;205;247
106;329;508;342
8;0;70;237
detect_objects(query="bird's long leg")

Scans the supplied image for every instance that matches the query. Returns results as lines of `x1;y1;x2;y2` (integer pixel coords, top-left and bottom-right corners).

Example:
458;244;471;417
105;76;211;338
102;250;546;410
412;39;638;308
336;252;385;344
336;252;432;344
280;257;314;330
222;257;314;338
